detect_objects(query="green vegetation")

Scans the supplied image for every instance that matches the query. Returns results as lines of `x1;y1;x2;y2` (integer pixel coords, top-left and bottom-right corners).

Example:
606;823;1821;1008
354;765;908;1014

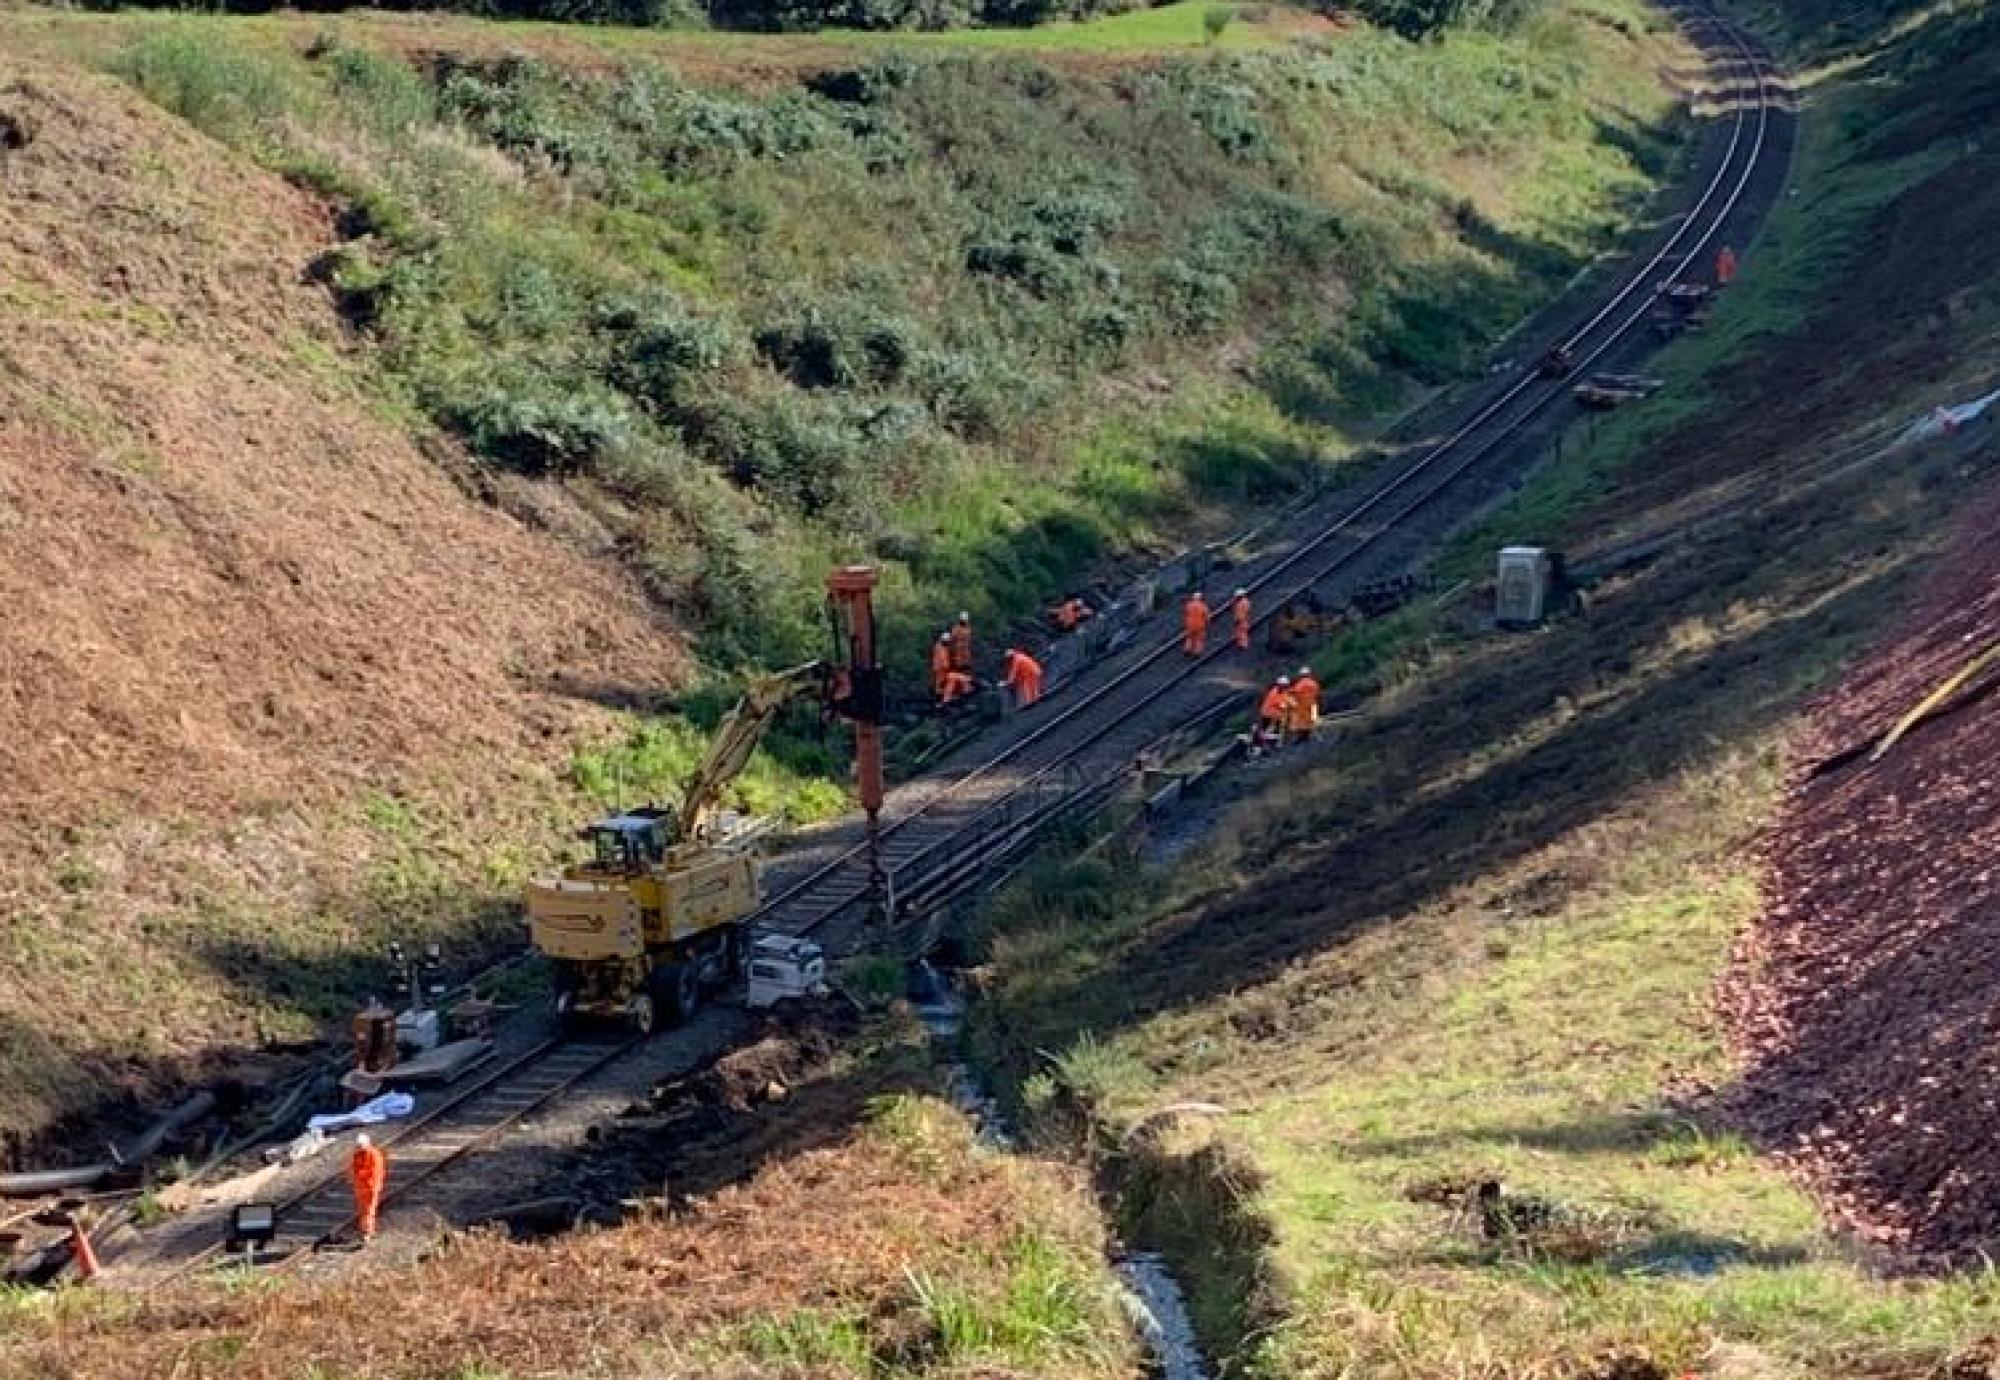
94;2;1679;683
965;2;2000;1374
77;0;1562;36
569;713;849;821
0;0;1685;1141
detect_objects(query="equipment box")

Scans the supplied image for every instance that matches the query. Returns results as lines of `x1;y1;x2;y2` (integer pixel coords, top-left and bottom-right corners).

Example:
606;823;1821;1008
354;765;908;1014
1496;546;1553;627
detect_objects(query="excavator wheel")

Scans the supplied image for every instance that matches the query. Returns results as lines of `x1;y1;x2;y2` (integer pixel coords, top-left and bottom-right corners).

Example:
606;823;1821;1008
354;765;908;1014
651;960;700;1027
630;992;659;1037
555;988;584;1038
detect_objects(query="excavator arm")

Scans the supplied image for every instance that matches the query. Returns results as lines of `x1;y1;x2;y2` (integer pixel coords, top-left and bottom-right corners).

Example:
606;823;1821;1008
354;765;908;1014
671;661;827;847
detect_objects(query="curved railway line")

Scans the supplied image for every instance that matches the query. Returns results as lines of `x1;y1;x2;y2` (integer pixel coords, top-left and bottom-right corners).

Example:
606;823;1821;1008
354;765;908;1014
135;1;1787;1280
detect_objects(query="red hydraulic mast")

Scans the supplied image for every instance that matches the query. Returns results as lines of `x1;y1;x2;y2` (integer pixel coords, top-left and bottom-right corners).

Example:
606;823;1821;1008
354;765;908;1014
826;566;888;922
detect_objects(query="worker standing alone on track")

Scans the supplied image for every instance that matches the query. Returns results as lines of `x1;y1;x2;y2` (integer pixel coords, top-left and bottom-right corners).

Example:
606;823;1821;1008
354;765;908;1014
1715;244;1738;287
1288;665;1321;746
1002;645;1043;709
349;1132;387;1243
1231;588;1252;651
950;612;974;675
1182;592;1210;657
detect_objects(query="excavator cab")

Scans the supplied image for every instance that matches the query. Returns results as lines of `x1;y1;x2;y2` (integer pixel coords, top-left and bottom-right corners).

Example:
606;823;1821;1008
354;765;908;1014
583;810;672;872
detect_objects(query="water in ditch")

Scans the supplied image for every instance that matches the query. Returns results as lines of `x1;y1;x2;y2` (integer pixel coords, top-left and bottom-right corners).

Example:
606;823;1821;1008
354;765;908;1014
906;961;1214;1380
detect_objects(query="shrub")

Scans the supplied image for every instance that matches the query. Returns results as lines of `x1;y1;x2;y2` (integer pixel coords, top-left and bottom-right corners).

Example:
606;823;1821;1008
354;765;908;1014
753;302;918;390
682;393;887;519
115;27;308;145
600;294;739;415
1351;0;1551;39
442;380;635;475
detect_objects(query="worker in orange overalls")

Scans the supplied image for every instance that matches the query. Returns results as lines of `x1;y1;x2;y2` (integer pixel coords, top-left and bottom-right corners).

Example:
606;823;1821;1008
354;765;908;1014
949;612;974;674
1256;675;1292;753
1230;588;1252;651
1050;596;1093;632
350;1132;388;1242
1715;244;1738;286
1288;665;1321;746
932;634;973;705
1182;592;1210;657
1001;645;1043;709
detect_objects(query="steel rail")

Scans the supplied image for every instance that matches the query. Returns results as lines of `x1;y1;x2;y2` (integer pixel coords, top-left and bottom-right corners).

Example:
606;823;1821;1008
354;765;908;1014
149;1034;637;1281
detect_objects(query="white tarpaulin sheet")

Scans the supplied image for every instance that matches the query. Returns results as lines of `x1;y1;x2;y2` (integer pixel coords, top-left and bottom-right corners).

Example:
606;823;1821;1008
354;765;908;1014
308;1091;416;1133
1905;388;2000;442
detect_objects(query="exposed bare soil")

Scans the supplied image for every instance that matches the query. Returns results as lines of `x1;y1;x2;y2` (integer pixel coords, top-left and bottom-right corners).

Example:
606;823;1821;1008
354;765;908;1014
0;63;678;828
1725;442;2000;1262
0;60;680;1144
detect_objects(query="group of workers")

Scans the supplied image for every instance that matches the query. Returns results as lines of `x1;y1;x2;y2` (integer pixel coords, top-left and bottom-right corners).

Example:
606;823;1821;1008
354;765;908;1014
931;610;1047;711
1256;666;1321;751
936;583;1283;714
1179;588;1255;656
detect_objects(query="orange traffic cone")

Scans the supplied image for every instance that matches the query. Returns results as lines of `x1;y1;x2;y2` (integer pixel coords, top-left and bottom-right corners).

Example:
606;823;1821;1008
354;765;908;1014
68;1218;100;1282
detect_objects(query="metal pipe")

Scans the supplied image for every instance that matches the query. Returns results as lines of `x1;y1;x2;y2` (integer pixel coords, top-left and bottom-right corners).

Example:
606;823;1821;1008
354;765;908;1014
118;1091;217;1166
0;1165;112;1197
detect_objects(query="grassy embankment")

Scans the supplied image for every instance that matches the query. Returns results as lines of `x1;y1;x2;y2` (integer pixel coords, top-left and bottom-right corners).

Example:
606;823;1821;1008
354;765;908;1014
0;0;1692;1141
38;0;1683;676
969;1;2000;1374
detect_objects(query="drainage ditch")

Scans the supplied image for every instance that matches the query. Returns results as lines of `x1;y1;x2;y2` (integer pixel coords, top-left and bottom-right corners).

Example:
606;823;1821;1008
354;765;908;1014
906;960;1214;1380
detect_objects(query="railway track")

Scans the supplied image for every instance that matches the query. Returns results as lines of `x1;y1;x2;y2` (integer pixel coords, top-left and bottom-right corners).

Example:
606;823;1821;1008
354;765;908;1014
139;1;1785;1279
753;0;1784;944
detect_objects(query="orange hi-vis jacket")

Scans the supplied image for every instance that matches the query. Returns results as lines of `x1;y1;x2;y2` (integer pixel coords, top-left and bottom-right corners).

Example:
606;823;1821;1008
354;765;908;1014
1003;649;1043;704
1183;595;1210;655
950;622;973;672
350;1143;388;1234
1259;684;1292;726
931;641;953;694
1288;674;1321;733
1716;246;1738;284
1231;594;1252;647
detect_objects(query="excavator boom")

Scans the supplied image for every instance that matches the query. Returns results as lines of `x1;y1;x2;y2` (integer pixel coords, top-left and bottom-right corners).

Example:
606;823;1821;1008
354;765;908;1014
671;661;826;847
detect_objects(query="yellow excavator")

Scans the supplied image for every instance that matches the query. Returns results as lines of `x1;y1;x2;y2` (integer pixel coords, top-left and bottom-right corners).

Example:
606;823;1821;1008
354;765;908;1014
526;568;886;1034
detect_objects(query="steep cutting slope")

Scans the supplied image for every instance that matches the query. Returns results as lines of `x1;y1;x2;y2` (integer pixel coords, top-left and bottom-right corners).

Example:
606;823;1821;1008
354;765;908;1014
0;62;678;1142
1733;471;2000;1261
0;64;677;823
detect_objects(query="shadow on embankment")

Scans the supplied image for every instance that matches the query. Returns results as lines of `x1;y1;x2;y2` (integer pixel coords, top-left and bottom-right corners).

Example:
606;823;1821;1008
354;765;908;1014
1000;429;1993;1048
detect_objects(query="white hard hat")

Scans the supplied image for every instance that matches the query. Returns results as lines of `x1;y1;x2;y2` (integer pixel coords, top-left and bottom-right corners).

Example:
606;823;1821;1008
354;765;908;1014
1276;675;1291;686
1298;667;1312;678
938;633;951;643
958;611;970;621
1235;588;1247;597
356;1132;372;1148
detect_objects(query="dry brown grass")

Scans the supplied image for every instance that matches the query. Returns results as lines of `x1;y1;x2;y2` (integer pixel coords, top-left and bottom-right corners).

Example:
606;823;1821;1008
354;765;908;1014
0;57;684;1142
0;1097;1135;1380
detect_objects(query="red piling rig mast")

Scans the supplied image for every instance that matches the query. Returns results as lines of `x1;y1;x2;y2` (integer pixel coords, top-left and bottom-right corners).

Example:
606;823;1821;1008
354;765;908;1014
825;566;888;922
